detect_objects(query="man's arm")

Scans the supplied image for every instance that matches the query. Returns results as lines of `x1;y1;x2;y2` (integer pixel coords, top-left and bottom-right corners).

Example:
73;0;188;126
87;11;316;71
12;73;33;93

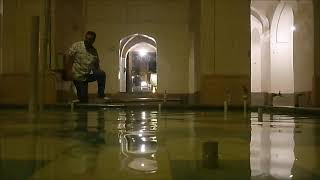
63;44;76;81
94;48;101;70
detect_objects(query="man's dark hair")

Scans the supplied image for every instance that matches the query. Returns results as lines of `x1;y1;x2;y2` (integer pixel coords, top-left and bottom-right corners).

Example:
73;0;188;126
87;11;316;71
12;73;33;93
86;31;96;39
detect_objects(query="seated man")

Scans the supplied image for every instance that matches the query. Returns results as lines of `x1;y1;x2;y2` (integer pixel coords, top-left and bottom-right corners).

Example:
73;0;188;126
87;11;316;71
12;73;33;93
65;31;107;103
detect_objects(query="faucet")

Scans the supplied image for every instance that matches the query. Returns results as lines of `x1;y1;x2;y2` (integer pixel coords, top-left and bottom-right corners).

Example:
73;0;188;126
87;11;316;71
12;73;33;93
224;89;231;104
242;86;249;100
270;91;282;106
163;90;167;103
294;93;305;107
271;91;282;97
242;86;249;117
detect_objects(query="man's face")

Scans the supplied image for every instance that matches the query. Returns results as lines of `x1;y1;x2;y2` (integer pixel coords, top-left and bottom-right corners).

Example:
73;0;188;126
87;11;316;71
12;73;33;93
84;34;95;47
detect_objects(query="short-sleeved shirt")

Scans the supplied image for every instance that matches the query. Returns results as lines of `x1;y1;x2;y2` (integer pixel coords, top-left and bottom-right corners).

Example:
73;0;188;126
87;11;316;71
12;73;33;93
68;41;100;81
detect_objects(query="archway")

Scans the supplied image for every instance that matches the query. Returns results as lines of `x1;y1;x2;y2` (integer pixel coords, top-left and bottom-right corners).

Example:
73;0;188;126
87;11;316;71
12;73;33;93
119;34;157;93
250;1;300;106
251;15;263;94
250;6;271;105
270;2;295;96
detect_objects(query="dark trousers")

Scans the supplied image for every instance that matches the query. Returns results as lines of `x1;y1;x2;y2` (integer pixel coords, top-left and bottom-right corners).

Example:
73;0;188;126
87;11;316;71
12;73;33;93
73;70;106;103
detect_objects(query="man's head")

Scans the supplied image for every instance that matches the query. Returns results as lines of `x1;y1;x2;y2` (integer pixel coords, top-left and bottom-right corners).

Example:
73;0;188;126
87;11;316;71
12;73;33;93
84;31;96;47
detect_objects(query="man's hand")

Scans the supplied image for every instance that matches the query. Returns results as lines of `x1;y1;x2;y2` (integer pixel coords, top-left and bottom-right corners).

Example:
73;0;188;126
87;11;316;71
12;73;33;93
63;54;74;81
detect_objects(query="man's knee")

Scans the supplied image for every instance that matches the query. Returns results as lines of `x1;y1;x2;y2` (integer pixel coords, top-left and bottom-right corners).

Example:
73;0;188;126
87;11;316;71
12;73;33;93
96;70;106;78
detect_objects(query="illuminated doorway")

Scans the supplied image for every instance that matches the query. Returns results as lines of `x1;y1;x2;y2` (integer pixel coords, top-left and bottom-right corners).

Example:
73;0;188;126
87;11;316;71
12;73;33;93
250;1;300;106
119;34;157;93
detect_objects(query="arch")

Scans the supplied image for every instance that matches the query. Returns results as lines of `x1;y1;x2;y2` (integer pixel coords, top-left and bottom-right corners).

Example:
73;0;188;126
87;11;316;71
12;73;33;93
119;34;158;93
270;2;294;95
251;15;263;93
120;34;157;60
251;7;270;34
250;6;272;106
250;2;271;105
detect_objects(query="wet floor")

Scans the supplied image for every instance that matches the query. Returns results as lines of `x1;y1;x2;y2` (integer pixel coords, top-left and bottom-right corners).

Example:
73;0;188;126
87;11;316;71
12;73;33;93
0;109;319;180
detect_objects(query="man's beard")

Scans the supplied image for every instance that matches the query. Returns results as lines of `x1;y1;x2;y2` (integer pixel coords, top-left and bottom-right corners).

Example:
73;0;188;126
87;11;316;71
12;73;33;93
84;41;93;48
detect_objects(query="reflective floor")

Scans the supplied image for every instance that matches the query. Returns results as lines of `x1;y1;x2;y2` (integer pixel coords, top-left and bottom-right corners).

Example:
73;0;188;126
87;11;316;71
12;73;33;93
0;109;319;180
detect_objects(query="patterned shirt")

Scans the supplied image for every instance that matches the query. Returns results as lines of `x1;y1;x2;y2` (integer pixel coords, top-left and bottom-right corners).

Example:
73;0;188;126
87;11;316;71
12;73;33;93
68;41;100;81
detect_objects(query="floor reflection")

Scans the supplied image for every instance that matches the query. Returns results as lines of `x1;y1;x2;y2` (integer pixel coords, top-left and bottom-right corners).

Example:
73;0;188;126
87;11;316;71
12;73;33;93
66;111;106;174
251;112;296;179
0;110;319;179
118;111;158;173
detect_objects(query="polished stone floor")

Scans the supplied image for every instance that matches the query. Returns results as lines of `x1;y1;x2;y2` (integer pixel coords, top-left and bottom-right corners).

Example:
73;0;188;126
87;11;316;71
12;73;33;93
0;109;319;180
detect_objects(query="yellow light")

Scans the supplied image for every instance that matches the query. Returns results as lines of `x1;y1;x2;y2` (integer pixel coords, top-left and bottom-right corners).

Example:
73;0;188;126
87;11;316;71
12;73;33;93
138;49;147;57
140;144;146;153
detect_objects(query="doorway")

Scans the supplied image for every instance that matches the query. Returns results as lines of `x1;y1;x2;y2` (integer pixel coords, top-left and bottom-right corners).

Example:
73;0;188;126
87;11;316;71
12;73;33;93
119;34;157;93
250;1;304;106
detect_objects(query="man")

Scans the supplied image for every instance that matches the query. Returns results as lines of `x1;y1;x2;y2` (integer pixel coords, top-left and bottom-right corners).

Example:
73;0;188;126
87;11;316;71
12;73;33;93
66;31;107;103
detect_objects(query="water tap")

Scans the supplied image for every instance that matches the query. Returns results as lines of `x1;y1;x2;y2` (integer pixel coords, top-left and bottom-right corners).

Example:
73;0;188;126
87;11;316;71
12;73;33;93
271;91;282;97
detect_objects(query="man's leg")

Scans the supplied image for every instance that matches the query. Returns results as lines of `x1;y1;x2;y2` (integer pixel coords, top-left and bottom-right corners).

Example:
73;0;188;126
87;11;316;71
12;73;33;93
88;70;106;98
73;80;89;103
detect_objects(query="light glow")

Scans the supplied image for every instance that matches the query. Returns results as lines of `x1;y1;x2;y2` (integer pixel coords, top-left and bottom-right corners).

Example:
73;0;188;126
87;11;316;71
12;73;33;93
142;111;146;120
141;81;148;87
140;144;146;153
150;74;157;86
138;48;148;57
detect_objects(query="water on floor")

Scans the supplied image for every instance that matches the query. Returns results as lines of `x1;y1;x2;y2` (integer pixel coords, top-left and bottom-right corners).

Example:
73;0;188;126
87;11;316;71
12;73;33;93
0;109;319;180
